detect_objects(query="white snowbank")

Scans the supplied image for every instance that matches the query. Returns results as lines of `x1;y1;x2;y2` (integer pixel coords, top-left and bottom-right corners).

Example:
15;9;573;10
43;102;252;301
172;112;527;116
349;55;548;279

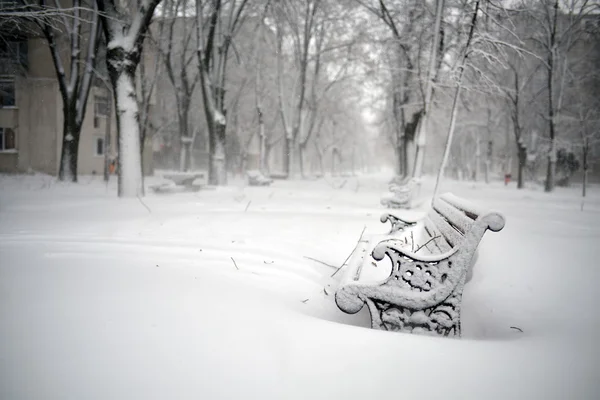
0;173;599;399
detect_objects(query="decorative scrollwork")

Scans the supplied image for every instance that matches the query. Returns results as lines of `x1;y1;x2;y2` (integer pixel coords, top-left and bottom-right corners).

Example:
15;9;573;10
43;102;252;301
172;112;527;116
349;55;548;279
380;213;416;235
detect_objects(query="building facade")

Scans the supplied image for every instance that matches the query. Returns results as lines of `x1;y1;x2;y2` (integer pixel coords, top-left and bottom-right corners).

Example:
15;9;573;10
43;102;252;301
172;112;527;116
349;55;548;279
0;4;153;177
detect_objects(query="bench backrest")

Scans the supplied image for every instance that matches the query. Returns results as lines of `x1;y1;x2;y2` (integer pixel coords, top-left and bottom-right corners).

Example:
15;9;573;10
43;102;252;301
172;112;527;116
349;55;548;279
164;173;206;185
419;193;505;255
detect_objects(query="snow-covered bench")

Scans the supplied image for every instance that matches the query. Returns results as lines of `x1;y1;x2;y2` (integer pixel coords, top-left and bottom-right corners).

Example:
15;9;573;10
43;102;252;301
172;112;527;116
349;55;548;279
336;193;505;337
150;173;206;193
247;170;273;186
380;177;421;209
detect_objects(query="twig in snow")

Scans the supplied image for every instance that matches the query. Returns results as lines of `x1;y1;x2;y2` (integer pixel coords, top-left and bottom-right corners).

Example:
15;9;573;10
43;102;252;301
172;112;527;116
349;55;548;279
323;287;329;296
304;256;337;269
245;200;252;212
137;195;152;214
410;231;415;252
301;298;309;303
230;257;239;270
414;236;441;253
331;225;367;278
510;326;523;332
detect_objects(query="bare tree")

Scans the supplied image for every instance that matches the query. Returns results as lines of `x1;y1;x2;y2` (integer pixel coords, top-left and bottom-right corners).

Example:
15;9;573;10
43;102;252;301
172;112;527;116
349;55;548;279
195;0;249;186
95;0;162;197
357;0;449;178
521;0;595;192
561;24;600;200
28;0;100;182
156;0;199;172
503;55;544;188
273;0;322;178
138;37;161;177
412;0;444;179
433;0;480;199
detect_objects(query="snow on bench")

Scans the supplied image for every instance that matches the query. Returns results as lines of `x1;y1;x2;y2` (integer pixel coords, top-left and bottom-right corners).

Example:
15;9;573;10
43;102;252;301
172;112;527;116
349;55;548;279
247;170;273;186
336;192;505;337
150;173;207;193
380;177;421;209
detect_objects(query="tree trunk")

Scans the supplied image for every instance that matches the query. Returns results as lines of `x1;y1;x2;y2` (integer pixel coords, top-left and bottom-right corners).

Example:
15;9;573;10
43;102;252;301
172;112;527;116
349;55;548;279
258;116;266;175
299;144;306;178
314;141;325;176
405;111;421;177
474;134;481;182
395;144;404;177
544;146;556;192
351;144;356;176
402;136;410;177
283;136;293;177
179;140;193;172
103;92;112;182
179;105;192;172
544;0;558;193
582;149;588;198
331;148;341;176
484;139;492;184
517;144;527;189
209;121;227;185
58;115;80;182
258;135;266;174
331;150;336;176
111;69;144;197
264;143;272;174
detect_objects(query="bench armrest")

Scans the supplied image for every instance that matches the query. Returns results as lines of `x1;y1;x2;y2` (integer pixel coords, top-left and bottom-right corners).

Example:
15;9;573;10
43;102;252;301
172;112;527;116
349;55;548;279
372;238;458;264
336;240;462;314
379;212;420;234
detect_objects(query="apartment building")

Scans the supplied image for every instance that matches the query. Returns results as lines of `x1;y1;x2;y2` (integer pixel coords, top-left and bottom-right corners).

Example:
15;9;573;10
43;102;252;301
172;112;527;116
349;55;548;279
0;1;153;176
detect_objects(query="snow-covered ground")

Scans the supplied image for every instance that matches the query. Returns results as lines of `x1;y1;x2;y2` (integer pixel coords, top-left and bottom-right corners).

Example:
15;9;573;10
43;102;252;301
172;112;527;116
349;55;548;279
1;172;599;399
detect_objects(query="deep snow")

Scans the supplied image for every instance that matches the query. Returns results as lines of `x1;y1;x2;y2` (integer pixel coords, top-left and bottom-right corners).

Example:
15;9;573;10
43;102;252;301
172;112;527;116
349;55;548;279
1;172;599;399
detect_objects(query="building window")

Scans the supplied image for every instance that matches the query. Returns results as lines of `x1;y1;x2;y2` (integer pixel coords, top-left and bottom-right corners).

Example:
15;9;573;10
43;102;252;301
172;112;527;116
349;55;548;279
0;40;27;71
94;96;109;117
95;137;105;156
0;127;16;151
0;78;16;107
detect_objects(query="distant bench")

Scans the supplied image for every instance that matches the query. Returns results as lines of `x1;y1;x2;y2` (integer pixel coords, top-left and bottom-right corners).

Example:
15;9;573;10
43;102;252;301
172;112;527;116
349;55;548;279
336;193;505;338
380;177;421;209
150;172;207;193
247;170;273;186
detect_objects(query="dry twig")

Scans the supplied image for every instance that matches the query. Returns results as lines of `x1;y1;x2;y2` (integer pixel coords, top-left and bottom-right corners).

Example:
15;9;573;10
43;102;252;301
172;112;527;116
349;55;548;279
137;195;152;214
331;225;367;278
304;256;337;269
414;235;441;253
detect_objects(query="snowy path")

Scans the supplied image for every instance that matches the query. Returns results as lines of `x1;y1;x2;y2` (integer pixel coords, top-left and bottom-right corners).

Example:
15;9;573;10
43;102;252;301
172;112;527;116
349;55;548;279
1;173;599;399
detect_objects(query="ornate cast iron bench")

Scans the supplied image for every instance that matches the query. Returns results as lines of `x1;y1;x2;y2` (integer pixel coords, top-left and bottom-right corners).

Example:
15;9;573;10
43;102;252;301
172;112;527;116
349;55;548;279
380;177;421;209
336;193;505;337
